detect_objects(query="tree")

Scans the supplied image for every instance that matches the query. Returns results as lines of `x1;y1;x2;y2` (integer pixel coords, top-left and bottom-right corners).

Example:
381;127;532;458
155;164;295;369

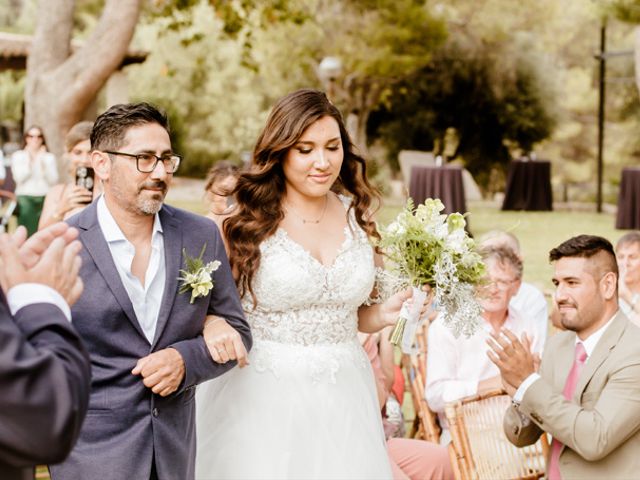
316;0;447;150
25;0;142;160
368;39;556;189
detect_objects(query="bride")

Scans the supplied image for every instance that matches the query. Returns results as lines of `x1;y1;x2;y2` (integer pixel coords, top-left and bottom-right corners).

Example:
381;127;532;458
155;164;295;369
196;89;424;479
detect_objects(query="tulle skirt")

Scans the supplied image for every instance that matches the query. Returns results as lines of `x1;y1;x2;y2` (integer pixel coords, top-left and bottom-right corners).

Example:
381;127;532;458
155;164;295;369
195;339;392;480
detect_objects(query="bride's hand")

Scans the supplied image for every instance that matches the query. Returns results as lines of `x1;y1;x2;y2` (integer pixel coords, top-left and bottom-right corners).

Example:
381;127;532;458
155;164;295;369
203;315;249;367
380;285;433;327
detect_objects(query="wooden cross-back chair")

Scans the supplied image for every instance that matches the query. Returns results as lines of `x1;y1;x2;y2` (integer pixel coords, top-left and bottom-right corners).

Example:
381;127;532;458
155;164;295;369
445;390;549;480
401;321;441;444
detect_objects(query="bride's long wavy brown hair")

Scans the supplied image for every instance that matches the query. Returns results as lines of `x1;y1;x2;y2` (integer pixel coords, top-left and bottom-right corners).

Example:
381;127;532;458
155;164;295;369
224;89;381;305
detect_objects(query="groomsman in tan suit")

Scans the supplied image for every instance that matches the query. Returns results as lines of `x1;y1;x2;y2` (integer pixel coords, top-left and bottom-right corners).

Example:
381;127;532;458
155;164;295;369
487;235;640;480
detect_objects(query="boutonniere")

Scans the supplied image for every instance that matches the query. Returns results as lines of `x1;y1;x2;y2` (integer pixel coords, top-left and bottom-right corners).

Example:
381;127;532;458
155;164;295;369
178;244;221;304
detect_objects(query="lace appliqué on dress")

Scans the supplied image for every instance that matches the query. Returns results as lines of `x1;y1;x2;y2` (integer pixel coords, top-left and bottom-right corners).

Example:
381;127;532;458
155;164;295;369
242;194;376;382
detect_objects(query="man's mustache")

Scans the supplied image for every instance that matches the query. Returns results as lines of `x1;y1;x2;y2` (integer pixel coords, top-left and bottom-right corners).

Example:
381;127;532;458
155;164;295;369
139;181;167;192
557;301;577;308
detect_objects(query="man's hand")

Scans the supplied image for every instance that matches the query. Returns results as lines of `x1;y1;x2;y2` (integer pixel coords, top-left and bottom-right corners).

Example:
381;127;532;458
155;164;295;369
0;233;84;305
203;315;248;367
486;329;537;395
131;348;185;397
12;223;79;268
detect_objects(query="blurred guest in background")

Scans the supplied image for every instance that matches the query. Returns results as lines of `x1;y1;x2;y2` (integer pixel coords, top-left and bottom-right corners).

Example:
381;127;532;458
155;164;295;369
12;126;58;236
615;232;640;326
39;122;95;230
480;230;549;341
426;245;543;444
203;161;239;228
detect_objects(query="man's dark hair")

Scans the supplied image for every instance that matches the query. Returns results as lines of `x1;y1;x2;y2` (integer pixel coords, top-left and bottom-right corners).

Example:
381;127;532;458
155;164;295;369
549;234;618;276
90;102;169;152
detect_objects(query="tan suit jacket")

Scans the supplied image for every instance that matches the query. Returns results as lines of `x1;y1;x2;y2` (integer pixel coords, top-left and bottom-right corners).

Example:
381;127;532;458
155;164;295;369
504;311;640;479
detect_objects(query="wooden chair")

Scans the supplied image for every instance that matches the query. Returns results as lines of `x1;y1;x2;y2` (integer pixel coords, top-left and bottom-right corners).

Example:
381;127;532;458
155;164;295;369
445;390;548;480
402;322;441;443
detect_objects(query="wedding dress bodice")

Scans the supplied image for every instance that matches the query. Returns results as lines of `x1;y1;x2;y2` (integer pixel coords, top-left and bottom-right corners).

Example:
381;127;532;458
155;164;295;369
242;204;375;347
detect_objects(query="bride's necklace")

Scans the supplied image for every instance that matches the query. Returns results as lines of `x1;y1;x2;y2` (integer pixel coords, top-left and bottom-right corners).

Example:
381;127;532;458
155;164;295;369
285;196;329;224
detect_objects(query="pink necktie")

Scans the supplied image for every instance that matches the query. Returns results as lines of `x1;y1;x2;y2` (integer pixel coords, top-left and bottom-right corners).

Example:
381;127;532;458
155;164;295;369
547;342;587;480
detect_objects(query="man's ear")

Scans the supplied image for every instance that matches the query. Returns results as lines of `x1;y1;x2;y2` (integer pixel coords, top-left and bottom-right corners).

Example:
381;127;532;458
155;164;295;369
91;150;110;181
601;271;617;301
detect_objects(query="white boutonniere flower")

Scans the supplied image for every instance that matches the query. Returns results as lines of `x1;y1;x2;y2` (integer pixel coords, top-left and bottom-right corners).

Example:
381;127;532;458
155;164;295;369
178;244;221;304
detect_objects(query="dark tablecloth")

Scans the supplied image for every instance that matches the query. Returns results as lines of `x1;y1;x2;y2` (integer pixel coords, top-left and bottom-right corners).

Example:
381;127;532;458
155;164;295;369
616;168;640;229
408;165;467;214
501;160;553;211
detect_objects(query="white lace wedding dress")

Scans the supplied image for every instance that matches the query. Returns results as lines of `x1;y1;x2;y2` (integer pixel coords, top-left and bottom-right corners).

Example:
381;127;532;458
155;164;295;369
195;202;392;479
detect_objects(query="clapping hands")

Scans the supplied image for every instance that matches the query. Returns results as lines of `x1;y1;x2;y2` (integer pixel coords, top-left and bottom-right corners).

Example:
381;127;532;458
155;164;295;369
486;329;540;397
0;223;84;305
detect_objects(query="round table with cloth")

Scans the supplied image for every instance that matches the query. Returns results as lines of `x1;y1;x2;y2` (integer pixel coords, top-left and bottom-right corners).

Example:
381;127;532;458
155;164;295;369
501;160;553;211
408;165;467;215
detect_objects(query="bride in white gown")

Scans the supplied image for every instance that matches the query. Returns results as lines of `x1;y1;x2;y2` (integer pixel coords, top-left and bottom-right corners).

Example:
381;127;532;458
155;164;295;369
195;89;423;479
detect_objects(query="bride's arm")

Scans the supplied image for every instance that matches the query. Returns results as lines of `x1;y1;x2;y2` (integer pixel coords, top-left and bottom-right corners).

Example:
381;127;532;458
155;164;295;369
357;252;412;333
358;252;432;333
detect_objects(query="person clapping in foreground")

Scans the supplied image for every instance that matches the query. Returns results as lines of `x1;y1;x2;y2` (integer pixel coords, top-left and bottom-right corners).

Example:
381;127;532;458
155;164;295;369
0;223;91;480
488;235;640;480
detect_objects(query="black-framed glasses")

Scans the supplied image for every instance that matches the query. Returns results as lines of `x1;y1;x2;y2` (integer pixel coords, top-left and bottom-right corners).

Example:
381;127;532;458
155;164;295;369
105;151;181;173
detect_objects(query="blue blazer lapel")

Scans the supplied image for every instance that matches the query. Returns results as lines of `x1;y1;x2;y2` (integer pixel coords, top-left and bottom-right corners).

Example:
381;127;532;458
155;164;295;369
151;207;183;348
77;202;147;342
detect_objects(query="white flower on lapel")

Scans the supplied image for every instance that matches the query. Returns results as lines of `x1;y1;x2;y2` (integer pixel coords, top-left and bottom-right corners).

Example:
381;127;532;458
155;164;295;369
178;244;221;304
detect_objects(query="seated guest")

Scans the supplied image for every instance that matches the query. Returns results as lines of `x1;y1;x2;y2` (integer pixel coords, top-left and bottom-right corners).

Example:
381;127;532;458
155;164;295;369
203;161;239;228
360;331;453;480
39;122;95;230
615;232;640;326
480;230;549;342
490;235;640;480
425;245;543;444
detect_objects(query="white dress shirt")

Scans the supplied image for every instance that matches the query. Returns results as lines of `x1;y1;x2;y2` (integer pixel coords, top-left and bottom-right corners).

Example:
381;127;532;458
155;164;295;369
511;282;549;344
426;308;543;436
7;283;71;321
97;196;165;343
514;312;617;402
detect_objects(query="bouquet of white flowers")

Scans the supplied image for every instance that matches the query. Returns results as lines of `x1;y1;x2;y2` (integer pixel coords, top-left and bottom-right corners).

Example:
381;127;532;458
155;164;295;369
377;198;486;346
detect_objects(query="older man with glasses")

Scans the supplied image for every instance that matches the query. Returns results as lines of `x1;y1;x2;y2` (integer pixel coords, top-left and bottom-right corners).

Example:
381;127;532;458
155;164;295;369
50;102;252;480
425;244;544;444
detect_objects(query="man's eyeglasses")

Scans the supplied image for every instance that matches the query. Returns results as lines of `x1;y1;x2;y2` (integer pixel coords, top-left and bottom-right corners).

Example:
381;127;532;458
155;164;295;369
482;278;517;291
105;151;181;173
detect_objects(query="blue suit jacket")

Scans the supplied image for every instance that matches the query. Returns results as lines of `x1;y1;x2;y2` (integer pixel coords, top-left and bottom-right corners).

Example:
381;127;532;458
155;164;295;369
50;201;251;480
0;293;91;480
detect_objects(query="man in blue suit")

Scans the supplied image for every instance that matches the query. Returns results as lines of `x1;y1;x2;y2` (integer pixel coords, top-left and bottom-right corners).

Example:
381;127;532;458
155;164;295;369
50;103;252;480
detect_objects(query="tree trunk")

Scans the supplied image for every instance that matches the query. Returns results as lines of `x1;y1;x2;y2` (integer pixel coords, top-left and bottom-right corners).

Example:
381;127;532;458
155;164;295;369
635;27;640;100
25;0;142;168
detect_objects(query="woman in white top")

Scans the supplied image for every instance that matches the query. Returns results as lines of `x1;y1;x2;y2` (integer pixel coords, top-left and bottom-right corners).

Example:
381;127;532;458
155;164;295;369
12;125;58;235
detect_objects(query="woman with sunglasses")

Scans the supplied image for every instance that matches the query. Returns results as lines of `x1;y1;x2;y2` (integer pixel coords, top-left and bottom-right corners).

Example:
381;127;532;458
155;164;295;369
12;125;58;236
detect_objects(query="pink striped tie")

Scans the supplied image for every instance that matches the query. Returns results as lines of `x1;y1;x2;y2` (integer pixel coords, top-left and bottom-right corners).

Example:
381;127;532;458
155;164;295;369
547;342;587;480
